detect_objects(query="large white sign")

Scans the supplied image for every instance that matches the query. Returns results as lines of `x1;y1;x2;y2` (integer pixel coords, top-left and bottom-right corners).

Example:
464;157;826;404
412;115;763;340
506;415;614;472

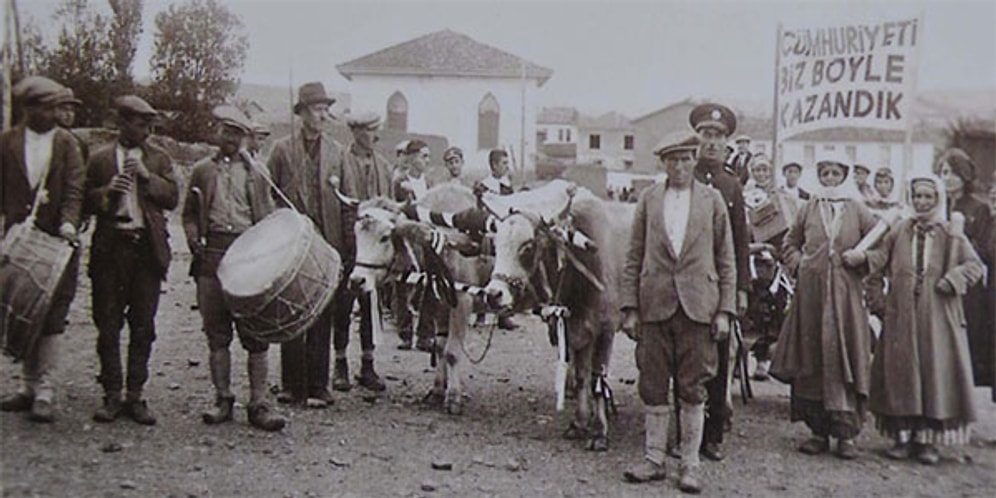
776;16;922;139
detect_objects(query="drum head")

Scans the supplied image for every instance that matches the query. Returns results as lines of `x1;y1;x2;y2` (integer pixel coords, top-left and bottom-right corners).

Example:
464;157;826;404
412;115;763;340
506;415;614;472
218;209;310;297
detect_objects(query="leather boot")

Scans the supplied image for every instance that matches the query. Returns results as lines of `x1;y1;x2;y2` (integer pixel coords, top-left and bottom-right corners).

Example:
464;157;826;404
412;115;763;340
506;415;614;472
246;352;286;431
124;393;157;426
202;394;235;424
356;356;386;392
247;402;286;431
623;405;669;483
93;392;123;422
332;357;351;392
678;403;705;494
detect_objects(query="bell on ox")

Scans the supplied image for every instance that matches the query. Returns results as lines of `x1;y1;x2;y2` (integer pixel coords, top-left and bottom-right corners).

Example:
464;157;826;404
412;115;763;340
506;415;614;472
217;209;341;343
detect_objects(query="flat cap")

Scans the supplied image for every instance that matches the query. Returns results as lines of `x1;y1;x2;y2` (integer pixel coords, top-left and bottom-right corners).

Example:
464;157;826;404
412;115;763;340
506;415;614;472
116;95;159;117
347;111;381;130
852;163;871;173
13;76;65;105
874;167;893;179
443;146;463;161
211;105;253;134
734;134;751;143
395;139;411;154
782;162;802;172
653;131;700;158
689;103;736;136
51;87;82;107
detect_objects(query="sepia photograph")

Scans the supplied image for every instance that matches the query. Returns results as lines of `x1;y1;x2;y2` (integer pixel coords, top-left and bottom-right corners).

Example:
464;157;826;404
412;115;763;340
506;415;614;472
1;0;994;496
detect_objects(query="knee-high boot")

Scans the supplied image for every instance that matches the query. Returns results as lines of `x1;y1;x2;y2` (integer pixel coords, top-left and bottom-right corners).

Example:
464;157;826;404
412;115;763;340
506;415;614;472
623;404;669;483
247;352;285;431
202;349;234;424
678;402;705;493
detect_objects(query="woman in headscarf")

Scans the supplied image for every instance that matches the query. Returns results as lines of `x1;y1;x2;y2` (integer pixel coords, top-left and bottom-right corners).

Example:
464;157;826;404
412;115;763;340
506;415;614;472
742;154;800;380
935;148;994;399
863;174;983;465
770;154;878;460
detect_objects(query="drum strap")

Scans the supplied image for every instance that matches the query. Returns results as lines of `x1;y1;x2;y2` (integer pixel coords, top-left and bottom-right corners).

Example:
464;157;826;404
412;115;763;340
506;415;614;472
26;149;55;225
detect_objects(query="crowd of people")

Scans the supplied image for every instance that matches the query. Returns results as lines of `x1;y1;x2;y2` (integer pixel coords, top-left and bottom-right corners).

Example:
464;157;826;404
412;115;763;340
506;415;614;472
1;75;994;495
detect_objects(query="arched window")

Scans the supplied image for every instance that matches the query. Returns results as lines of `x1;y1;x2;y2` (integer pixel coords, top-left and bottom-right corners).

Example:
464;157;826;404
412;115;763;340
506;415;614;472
478;93;499;150
386;91;408;132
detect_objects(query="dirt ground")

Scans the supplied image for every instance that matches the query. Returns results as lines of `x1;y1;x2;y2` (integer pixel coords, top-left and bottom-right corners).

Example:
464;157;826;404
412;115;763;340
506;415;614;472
2;219;995;498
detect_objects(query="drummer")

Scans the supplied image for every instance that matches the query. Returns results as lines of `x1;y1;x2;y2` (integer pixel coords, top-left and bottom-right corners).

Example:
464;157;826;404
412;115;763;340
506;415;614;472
0;76;85;423
84;95;179;426
181;105;286;431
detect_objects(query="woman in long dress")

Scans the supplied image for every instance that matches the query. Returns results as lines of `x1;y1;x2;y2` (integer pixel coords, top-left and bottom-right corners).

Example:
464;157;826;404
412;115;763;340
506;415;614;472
863;174;983;465
935;149;994;400
771;156;878;460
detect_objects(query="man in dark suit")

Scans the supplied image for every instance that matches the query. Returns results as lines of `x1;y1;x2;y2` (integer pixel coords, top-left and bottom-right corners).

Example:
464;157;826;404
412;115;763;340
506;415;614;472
689;103;751;463
0;76;85;423
620;132;735;493
781;162;810;201
84;95;179;425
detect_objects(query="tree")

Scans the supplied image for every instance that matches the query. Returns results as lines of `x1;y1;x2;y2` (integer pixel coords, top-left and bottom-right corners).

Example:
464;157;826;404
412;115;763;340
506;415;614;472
42;0;116;126
148;0;247;142
107;0;142;94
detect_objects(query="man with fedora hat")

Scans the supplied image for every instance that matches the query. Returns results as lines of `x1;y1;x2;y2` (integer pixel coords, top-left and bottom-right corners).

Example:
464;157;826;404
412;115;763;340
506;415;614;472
183;105;286;431
328;110;393;391
268;82;386;401
84;95;179;426
0;76;86;423
685;102;751;463
620;131;736;493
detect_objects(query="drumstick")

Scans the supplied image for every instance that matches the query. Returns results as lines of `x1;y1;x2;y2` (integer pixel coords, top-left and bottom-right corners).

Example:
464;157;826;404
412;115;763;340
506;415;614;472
239;149;297;211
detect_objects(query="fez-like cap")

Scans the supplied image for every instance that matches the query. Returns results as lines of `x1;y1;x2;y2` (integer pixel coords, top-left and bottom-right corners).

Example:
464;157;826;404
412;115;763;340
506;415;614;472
212;105;253;134
116;95;159;118
347;111;381;130
294;81;336;114
782;162;802;173
52;87;82;107
13;76;65;105
874;167;893;179
689;103;736;136
653;131;700;158
853;163;871;174
734;134;751;143
443;146;463;161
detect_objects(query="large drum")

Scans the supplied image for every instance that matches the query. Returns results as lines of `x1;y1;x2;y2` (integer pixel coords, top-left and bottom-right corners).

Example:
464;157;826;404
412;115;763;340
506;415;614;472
218;209;341;343
0;223;74;360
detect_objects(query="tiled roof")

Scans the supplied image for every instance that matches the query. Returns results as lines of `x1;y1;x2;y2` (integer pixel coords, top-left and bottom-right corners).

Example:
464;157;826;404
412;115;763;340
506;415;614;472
579;111;633;131
538;106;579;125
336;29;554;86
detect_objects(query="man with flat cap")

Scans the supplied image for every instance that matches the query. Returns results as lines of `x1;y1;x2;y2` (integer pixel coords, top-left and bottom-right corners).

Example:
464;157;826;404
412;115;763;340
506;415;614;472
685;102;751;463
426;146;465;187
183;105;286;431
0;76;85;423
729;134;752;186
621;131;735;493
51;87;88;162
84;95;179;425
327;110;393;391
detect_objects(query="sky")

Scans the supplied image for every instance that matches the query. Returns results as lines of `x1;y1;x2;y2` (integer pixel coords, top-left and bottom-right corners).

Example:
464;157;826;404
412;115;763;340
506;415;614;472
12;0;996;117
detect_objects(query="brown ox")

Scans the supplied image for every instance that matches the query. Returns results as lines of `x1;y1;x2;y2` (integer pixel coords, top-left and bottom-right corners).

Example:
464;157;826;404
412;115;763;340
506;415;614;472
348;183;486;415
482;180;629;451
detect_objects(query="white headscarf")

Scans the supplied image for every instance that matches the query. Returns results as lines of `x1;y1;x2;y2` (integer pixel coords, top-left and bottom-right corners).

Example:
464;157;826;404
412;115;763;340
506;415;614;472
813;160;861;202
904;173;947;228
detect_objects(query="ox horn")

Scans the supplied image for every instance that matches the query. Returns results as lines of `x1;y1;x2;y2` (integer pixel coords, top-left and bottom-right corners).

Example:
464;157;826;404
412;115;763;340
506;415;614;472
328;175;361;207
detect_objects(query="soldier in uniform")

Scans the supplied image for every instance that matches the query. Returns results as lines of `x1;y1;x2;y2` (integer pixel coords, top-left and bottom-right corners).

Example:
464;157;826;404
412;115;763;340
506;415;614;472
85;95;179;425
0;76;85;423
183;105;286;431
686;103;751;463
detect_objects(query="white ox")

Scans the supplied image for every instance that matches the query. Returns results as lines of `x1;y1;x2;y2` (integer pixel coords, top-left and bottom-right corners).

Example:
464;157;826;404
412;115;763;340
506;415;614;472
481;180;632;451
348;183;487;415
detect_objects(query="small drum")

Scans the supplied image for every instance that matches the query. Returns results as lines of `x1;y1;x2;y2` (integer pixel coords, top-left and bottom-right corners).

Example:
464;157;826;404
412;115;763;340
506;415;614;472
217;209;341;343
0;223;74;360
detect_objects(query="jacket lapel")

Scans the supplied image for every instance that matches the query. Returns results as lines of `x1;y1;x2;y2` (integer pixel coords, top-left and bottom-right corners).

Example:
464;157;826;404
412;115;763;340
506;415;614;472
10;126;28;186
678;183;708;258
651;186;679;261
